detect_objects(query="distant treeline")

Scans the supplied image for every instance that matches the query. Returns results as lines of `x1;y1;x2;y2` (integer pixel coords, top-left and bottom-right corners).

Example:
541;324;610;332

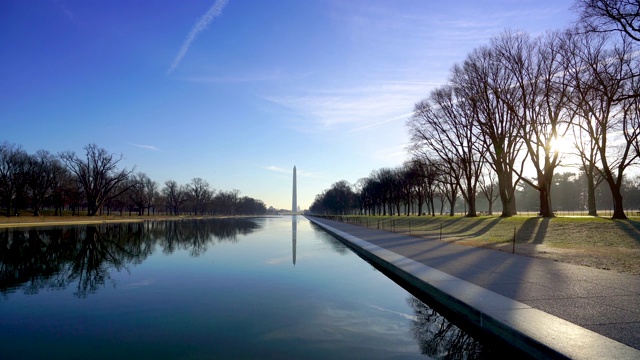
0;142;267;217
312;1;640;219
309;164;637;217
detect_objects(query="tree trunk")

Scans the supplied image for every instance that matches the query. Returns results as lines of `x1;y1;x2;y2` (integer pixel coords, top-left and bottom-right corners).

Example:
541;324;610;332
465;190;477;217
448;198;456;216
499;181;517;217
585;172;598;216
538;187;552;217
608;182;627;219
536;171;555;218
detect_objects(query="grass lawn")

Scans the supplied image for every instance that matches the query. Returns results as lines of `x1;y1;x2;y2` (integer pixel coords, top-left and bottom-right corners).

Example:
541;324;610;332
332;215;640;275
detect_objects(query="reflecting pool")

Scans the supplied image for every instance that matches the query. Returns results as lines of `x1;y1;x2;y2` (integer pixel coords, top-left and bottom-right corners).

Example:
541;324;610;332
0;216;511;359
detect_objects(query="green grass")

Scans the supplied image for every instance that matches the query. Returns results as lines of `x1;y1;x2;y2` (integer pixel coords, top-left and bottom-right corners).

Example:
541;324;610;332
332;215;640;250
324;214;640;274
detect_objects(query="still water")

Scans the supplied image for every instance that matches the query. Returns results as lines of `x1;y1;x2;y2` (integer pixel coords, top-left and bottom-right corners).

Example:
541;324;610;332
0;216;505;359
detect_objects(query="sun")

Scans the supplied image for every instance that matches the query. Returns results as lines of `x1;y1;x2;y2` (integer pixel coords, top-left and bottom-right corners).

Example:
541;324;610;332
549;136;573;156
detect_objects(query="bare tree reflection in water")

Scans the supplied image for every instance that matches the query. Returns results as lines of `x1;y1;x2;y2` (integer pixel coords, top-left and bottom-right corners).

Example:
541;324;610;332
0;218;263;298
157;218;261;256
408;296;503;360
0;228;68;296
67;225;150;298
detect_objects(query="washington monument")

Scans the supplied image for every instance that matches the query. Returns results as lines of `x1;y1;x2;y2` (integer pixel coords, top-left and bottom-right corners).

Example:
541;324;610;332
292;166;297;213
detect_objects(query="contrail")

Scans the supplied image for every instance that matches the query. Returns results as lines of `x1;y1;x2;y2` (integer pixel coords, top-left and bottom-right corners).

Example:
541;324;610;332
167;0;229;75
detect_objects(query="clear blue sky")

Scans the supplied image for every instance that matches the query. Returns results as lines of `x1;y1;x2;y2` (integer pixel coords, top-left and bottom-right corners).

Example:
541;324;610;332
1;0;576;210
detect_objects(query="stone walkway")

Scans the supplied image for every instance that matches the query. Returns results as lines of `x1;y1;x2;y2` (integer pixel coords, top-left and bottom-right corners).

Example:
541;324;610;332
307;216;640;359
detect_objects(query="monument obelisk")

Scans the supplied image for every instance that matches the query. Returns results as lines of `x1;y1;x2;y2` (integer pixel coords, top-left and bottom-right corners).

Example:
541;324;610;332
292;166;297;213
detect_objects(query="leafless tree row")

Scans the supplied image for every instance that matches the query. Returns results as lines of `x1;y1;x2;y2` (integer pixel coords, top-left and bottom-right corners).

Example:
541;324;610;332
309;157;498;217
407;4;639;219
0;142;267;217
312;0;640;219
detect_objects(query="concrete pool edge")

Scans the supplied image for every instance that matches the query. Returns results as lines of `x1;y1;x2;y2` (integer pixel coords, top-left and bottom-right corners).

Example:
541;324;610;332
306;216;640;360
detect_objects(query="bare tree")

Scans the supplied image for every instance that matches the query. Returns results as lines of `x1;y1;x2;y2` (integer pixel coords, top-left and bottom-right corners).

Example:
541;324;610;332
308;180;356;215
59;144;133;216
128;172;150;216
408;85;484;217
26;150;64;216
163;180;187;215
434;173;456;216
213;189;240;215
50;166;74;215
360;175;385;216
376;168;397;216
144;176;159;215
564;31;639;219
0;142;28;216
478;167;500;215
187;178;213;215
451;45;526;217
575;0;640;41
403;157;440;217
492;31;575;217
403;159;429;216
57;171;84;216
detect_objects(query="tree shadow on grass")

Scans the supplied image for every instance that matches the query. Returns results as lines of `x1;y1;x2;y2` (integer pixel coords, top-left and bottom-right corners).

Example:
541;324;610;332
612;219;640;245
516;217;550;245
455;218;491;234
467;218;501;237
440;217;463;230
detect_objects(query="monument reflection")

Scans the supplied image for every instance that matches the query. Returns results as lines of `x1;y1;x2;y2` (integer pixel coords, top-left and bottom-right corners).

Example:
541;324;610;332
292;215;297;266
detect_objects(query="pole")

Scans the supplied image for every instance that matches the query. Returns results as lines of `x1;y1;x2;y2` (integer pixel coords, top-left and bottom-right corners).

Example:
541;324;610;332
512;226;516;254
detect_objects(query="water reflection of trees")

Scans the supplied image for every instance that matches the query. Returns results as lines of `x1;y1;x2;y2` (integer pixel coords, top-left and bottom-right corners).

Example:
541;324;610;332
0;218;262;298
156;218;261;256
407;296;517;359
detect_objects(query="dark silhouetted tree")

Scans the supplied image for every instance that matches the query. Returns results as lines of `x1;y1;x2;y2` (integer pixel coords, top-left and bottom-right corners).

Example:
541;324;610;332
59;144;133;216
575;0;640;41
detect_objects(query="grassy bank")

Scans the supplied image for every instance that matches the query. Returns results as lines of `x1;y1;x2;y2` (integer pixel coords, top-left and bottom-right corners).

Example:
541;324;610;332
321;215;640;276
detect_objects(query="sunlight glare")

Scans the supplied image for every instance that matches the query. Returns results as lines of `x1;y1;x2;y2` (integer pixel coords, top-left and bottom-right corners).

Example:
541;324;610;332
550;136;572;155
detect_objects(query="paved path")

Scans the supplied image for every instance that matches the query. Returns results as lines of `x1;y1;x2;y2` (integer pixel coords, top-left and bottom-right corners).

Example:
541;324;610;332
307;216;640;359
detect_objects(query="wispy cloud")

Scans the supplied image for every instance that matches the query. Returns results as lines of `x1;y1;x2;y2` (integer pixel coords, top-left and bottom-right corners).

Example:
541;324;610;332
167;0;229;75
348;111;414;133
373;143;410;161
263;165;290;174
52;0;76;23
264;82;432;131
131;143;161;151
263;166;322;178
180;70;280;83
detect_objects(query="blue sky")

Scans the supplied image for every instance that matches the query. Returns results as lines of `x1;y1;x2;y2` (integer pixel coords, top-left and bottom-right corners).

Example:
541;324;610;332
1;0;577;210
